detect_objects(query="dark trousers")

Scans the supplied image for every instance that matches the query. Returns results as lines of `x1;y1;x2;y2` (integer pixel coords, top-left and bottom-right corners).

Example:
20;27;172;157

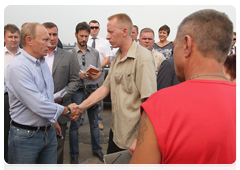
57;121;67;164
107;129;125;154
4;93;10;163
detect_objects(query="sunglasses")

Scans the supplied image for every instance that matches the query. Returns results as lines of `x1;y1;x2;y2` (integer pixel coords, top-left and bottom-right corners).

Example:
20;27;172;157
233;38;236;41
90;27;99;30
82;55;85;66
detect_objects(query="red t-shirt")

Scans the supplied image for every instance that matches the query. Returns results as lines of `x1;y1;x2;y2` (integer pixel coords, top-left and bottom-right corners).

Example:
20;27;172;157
141;79;236;164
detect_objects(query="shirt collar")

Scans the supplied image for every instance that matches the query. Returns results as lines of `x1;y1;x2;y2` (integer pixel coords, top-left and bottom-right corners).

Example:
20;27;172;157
22;49;45;65
89;35;99;40
116;40;137;61
53;46;58;53
4;46;22;55
75;44;91;53
47;46;57;56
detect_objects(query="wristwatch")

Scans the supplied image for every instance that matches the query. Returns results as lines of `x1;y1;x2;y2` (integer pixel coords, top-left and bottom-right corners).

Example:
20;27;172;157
66;107;71;117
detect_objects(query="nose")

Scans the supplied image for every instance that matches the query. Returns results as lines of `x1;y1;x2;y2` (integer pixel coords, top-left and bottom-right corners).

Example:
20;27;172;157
106;33;110;40
50;34;55;41
47;39;51;48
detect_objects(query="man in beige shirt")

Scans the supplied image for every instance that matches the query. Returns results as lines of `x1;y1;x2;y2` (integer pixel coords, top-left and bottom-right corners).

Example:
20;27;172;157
78;13;156;154
139;28;165;75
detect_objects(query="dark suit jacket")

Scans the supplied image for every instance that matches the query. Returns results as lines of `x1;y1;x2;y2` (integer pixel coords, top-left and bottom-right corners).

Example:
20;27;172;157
52;47;80;124
157;56;180;91
234;46;238;53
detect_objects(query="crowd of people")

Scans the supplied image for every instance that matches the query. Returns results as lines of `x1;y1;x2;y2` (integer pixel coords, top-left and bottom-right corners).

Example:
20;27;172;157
4;9;236;164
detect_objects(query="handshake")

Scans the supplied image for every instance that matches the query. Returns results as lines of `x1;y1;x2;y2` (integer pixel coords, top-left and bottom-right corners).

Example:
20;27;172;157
65;103;84;121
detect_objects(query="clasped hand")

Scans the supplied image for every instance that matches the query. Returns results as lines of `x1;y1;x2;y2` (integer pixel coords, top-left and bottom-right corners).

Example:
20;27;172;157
67;103;83;121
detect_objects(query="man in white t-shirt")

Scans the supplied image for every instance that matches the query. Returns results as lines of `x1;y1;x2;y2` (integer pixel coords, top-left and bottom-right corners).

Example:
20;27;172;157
85;20;112;130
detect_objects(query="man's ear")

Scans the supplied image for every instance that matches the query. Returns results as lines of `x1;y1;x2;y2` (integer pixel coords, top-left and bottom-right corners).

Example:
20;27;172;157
183;35;192;58
26;36;33;46
122;28;128;37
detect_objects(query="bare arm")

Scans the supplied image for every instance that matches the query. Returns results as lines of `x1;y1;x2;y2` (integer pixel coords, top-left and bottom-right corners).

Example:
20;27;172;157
130;110;161;164
78;85;110;111
101;57;110;68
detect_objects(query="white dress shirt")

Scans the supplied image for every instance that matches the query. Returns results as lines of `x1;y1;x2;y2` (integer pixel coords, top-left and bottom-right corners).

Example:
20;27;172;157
4;46;22;93
45;47;57;75
4;46;22;79
87;36;112;64
228;46;236;55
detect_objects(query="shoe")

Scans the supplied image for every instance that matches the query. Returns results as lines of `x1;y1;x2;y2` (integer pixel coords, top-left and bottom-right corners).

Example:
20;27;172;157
70;156;78;164
99;124;104;130
80;118;84;126
93;152;104;162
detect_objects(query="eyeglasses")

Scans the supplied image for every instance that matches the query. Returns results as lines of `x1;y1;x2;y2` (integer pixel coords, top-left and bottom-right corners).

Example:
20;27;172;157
82;55;85;66
90;27;99;30
233;38;236;41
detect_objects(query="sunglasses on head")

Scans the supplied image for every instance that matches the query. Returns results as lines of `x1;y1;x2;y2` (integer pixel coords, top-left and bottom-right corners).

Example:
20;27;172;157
82;55;85;66
90;27;99;30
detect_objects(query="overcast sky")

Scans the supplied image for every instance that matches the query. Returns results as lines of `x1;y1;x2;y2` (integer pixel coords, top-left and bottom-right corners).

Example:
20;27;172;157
4;5;236;45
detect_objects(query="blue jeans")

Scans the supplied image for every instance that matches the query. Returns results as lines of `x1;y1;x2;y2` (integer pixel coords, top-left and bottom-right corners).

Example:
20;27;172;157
8;123;57;164
69;89;102;157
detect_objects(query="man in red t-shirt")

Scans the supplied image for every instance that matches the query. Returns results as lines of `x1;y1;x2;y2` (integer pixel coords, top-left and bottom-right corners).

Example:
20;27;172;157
130;9;236;164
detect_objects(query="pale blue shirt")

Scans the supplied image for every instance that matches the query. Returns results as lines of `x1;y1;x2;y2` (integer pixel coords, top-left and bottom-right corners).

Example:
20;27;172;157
6;50;64;126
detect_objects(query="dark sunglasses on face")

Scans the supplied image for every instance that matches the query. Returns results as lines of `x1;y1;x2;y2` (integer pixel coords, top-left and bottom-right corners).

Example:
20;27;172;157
90;27;99;30
233;38;236;41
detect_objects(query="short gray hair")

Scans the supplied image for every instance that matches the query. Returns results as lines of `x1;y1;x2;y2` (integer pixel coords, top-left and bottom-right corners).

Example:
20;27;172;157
20;22;41;47
176;9;233;62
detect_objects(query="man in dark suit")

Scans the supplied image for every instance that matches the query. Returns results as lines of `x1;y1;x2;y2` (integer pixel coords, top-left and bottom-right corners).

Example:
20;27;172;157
42;22;80;164
157;56;180;90
228;32;238;55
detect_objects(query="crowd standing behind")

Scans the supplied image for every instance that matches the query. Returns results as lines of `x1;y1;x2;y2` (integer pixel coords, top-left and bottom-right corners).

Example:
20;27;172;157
69;22;103;163
86;20;112;131
42;22;80;164
152;24;174;59
4;24;21;163
138;27;165;75
4;9;236;164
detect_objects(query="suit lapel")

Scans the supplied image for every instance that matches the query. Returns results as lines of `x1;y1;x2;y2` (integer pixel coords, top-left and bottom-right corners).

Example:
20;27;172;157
52;47;64;75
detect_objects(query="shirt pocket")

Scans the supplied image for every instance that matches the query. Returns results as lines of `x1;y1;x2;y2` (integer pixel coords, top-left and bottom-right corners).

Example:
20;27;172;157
115;72;133;94
14;127;35;139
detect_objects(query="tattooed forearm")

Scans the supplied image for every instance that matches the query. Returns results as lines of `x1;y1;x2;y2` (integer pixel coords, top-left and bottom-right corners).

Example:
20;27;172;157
137;112;148;146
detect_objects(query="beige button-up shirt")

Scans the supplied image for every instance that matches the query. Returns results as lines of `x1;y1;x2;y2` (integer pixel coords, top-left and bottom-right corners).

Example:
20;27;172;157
103;41;157;149
151;48;165;75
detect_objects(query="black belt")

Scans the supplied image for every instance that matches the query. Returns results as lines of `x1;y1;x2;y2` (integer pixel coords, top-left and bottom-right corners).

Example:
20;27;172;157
11;120;52;131
84;84;97;89
78;84;97;91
